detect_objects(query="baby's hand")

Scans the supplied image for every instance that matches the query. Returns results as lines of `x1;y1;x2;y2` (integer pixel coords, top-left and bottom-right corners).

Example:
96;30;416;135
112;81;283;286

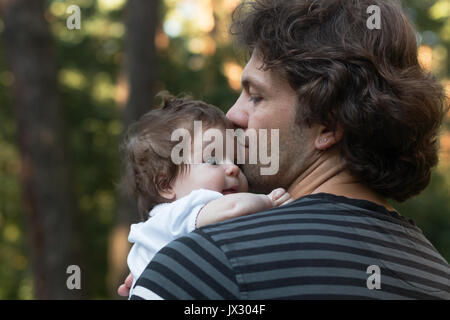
267;188;294;207
117;273;133;297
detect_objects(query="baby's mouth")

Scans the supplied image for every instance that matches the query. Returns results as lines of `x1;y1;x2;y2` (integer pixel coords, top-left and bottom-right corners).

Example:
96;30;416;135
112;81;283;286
222;186;238;195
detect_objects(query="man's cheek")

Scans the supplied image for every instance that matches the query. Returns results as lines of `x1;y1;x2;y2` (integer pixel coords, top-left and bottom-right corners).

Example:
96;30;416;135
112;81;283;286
249;111;271;130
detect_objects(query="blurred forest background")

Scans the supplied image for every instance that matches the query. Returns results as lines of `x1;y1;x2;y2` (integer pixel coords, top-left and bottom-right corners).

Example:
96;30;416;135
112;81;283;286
0;0;448;299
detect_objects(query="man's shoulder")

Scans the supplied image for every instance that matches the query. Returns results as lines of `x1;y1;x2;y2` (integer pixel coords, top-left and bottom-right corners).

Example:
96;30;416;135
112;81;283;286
133;220;241;299
184;192;417;254
133;193;450;300
172;194;327;241
193;192;421;267
199;193;345;239
129;197;328;300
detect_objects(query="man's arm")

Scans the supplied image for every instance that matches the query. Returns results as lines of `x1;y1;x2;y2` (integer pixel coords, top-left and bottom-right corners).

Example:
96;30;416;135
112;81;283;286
130;230;240;300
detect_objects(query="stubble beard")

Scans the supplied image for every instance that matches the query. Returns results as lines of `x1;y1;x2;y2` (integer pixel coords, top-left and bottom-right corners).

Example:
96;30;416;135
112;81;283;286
242;124;307;194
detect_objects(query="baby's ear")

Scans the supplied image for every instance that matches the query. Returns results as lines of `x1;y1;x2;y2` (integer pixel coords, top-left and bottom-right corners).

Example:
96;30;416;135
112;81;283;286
156;174;176;201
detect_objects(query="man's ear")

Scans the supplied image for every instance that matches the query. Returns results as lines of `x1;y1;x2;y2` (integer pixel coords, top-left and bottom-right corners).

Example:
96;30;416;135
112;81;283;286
156;174;176;201
315;123;343;151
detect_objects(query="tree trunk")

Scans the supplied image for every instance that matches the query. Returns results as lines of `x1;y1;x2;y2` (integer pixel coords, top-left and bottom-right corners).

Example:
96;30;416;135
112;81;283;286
124;0;159;126
1;0;84;299
108;0;159;297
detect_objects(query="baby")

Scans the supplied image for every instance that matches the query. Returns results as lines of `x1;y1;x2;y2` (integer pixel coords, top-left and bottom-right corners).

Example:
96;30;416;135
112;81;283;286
121;93;293;295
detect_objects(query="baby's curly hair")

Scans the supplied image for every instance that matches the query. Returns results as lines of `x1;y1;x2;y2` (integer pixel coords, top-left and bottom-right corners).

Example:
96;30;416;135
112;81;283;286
121;92;233;220
231;0;449;202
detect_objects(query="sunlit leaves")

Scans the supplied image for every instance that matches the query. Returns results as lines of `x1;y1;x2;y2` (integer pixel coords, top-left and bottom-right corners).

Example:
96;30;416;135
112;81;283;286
59;68;87;90
429;0;450;20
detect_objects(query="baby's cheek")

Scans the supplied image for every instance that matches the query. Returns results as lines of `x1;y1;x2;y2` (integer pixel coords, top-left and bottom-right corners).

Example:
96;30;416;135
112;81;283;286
203;172;224;192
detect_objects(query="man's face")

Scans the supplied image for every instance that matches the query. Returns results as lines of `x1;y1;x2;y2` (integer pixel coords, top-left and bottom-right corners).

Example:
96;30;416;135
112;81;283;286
226;51;318;193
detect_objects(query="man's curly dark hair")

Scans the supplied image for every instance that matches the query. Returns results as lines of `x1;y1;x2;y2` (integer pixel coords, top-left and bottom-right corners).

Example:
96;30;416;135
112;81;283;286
231;0;449;202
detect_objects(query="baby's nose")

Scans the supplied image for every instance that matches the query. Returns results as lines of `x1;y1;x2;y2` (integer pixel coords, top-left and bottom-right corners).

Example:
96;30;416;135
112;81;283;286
225;164;240;177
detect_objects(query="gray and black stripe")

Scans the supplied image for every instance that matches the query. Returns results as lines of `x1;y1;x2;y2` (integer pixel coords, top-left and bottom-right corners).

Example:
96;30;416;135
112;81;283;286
131;193;450;300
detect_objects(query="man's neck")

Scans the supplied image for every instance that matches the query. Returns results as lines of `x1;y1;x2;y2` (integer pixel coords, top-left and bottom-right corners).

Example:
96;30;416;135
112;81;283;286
287;147;396;212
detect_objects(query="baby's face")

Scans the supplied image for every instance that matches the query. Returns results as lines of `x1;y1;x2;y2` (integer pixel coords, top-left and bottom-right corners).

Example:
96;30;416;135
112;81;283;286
171;128;249;200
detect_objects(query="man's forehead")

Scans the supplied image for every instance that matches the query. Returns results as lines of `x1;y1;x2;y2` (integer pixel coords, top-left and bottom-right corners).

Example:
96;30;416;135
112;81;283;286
242;57;271;89
241;52;287;91
241;74;267;92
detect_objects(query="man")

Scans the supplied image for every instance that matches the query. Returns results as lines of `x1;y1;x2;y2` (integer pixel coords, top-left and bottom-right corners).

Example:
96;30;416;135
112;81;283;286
122;0;450;299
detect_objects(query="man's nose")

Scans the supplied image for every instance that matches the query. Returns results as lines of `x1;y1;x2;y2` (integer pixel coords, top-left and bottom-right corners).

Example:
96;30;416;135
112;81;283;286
226;100;248;130
225;164;240;177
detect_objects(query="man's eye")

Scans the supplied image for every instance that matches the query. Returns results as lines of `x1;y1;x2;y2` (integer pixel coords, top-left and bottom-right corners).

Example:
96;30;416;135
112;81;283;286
205;157;218;165
249;96;263;103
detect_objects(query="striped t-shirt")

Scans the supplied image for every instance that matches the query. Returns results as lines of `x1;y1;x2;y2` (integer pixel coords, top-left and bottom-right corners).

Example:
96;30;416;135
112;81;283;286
130;193;450;300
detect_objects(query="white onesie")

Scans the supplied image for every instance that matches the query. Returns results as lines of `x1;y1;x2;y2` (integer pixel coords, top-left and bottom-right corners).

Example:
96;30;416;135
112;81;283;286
127;188;224;293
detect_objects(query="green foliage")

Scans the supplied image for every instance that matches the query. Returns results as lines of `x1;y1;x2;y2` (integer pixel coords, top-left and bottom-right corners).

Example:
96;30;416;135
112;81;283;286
392;170;450;260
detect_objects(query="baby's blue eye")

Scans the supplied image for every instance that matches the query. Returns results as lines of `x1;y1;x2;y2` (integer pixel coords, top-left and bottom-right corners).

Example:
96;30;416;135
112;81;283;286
205;157;218;165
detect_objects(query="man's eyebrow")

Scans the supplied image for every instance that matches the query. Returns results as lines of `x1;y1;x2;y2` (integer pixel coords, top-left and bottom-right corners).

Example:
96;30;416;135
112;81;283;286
241;76;267;93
